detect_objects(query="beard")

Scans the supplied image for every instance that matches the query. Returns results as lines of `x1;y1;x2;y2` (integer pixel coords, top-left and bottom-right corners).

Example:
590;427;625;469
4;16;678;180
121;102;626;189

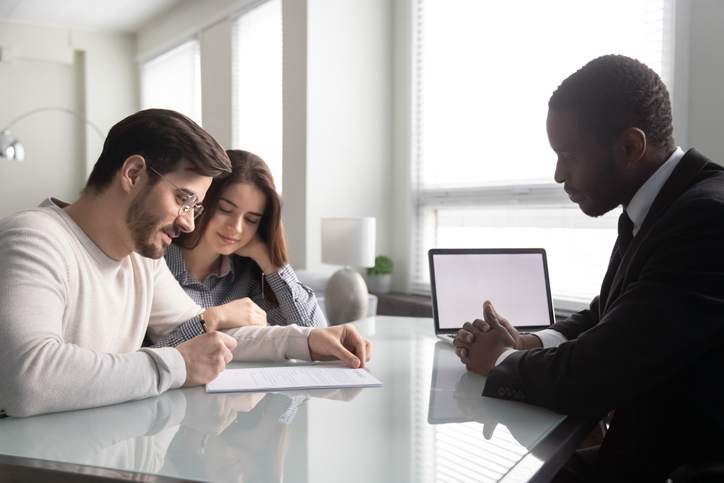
126;188;180;259
577;149;623;218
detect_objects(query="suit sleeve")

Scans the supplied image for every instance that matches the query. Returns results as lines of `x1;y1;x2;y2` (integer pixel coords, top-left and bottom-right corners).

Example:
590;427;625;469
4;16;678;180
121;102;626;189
549;296;600;340
484;197;724;417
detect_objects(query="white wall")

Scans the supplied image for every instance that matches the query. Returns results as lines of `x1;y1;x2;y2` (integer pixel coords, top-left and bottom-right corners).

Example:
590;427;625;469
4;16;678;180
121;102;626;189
687;0;724;163
305;0;393;272
200;19;233;148
0;22;136;218
137;0;249;61
390;0;415;293
281;0;309;268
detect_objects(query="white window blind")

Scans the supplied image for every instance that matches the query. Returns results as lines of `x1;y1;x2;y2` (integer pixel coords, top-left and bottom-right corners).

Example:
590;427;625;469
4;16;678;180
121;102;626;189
232;0;283;191
413;0;675;304
140;39;202;125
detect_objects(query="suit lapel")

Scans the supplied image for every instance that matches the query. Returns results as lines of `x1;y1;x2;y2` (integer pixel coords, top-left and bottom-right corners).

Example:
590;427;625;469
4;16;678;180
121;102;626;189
602;149;711;312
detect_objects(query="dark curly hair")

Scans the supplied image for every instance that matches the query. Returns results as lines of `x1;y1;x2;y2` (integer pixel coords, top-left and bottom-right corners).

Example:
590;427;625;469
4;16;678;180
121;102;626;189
549;55;674;151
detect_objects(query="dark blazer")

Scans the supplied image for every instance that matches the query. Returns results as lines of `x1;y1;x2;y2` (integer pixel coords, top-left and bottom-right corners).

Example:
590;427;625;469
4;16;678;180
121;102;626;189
484;149;724;479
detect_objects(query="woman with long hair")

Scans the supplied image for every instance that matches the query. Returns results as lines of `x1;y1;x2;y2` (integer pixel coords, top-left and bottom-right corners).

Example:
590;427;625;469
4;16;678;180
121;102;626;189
154;150;326;346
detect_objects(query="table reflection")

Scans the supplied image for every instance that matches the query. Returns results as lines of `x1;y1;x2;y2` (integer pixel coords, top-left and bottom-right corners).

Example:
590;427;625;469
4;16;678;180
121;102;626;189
0;390;187;474
0;386;362;483
427;341;564;462
165;387;361;483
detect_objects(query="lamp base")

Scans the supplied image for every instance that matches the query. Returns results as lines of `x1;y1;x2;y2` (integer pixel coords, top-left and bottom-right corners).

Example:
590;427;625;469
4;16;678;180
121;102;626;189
325;267;369;325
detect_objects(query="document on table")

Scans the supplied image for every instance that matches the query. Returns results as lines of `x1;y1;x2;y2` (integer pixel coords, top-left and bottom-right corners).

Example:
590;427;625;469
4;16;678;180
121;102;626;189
206;365;383;393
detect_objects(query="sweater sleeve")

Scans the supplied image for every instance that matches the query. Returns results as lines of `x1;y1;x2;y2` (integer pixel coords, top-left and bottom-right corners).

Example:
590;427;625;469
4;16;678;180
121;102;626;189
225;324;314;362
146;259;204;340
0;221;186;417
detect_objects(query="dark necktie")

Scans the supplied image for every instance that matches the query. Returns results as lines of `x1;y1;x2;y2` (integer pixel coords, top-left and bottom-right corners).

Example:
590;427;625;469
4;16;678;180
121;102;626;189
600;211;635;310
617;211;634;253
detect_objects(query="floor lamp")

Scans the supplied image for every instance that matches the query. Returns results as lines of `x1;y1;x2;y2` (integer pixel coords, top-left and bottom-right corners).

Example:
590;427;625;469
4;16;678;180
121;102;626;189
0;107;105;162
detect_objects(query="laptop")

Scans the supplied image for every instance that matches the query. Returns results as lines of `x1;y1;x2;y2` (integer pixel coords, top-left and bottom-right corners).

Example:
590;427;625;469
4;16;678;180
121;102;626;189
428;248;555;344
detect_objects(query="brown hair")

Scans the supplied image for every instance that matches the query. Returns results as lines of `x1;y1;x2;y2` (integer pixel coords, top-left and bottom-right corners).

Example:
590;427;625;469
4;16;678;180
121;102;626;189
177;150;288;302
85;109;231;192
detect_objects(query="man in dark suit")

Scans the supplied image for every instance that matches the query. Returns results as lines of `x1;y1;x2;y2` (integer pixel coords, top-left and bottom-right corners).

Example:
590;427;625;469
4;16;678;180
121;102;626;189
453;54;724;481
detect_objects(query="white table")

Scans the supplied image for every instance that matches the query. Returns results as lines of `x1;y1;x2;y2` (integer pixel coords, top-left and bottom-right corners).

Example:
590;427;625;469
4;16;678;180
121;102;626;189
0;316;593;482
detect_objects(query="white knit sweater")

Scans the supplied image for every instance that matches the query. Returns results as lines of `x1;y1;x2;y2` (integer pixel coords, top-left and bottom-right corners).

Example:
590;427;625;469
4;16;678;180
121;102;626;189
0;199;312;417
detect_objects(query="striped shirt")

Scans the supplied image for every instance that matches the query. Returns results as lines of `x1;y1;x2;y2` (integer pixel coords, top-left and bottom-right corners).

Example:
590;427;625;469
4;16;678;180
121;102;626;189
153;243;327;347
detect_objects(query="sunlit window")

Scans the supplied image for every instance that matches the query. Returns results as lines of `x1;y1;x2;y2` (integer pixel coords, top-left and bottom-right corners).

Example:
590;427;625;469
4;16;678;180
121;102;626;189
232;0;283;191
140;39;202;125
413;0;675;303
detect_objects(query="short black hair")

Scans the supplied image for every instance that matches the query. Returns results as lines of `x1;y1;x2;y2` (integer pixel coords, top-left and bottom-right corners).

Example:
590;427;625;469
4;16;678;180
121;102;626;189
85;109;231;192
549;54;674;150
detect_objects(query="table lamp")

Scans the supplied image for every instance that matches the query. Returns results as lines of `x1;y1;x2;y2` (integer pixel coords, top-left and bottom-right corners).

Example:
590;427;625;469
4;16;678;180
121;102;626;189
321;217;376;324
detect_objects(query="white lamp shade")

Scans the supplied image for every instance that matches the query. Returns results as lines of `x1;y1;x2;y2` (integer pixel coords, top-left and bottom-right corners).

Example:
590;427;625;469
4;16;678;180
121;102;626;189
321;217;376;267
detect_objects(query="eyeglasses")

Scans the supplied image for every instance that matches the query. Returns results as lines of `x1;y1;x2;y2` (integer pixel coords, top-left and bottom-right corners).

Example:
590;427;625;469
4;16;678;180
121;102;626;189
147;166;205;219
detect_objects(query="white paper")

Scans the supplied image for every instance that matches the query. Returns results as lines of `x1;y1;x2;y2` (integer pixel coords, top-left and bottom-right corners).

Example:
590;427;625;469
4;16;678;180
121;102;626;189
206;365;383;393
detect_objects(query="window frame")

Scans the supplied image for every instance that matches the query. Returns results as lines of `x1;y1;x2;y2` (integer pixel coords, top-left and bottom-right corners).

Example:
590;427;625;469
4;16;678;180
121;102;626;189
230;0;284;191
407;0;677;311
140;37;203;126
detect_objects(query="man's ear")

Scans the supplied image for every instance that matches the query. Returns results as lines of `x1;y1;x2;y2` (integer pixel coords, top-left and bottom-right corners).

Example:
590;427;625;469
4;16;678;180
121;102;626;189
618;127;647;166
119;155;147;193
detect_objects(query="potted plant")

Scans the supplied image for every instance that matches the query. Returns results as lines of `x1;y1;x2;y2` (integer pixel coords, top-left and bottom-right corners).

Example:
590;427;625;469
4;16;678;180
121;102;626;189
366;255;393;294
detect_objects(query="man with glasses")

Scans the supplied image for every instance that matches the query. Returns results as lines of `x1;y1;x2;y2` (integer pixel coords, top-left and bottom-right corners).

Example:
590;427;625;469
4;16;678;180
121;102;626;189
0;109;371;418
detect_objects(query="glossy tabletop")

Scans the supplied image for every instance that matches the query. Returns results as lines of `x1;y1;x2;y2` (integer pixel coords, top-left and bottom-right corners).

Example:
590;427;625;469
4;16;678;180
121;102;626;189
0;316;591;483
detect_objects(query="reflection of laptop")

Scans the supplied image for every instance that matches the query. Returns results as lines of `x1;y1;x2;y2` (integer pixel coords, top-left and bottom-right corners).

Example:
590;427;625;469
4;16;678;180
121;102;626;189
427;341;560;451
427;341;485;424
429;248;555;344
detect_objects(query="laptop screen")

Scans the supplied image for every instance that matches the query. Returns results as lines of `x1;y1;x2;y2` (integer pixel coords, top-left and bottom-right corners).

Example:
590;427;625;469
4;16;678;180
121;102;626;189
429;249;554;332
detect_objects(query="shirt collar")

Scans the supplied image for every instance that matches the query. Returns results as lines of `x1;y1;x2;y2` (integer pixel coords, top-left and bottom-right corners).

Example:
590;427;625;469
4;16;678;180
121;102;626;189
215;255;233;278
164;243;234;284
625;147;685;236
164;243;190;283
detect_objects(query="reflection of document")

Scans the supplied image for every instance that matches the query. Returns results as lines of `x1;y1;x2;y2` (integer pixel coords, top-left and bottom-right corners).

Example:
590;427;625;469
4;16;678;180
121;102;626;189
206;365;383;393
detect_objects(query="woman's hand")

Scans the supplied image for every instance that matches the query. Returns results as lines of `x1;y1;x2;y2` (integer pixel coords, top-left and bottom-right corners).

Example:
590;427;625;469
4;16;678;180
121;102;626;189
235;236;280;275
308;324;372;368
203;298;268;331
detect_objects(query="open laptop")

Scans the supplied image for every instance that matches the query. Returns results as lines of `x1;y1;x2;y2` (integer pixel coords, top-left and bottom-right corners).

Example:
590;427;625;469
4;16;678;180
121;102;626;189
428;248;555;343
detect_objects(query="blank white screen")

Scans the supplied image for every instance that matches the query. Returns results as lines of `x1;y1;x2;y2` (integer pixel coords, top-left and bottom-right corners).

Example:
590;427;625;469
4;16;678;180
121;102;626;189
433;253;551;329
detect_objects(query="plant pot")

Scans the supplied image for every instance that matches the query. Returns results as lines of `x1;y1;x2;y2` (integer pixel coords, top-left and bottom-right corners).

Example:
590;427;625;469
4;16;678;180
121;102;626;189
366;273;392;294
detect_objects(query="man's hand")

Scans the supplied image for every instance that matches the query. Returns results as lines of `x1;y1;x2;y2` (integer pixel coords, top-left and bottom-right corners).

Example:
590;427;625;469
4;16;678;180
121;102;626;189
453;301;517;376
176;332;238;386
308;324;372;368
453;301;543;362
203;297;267;331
